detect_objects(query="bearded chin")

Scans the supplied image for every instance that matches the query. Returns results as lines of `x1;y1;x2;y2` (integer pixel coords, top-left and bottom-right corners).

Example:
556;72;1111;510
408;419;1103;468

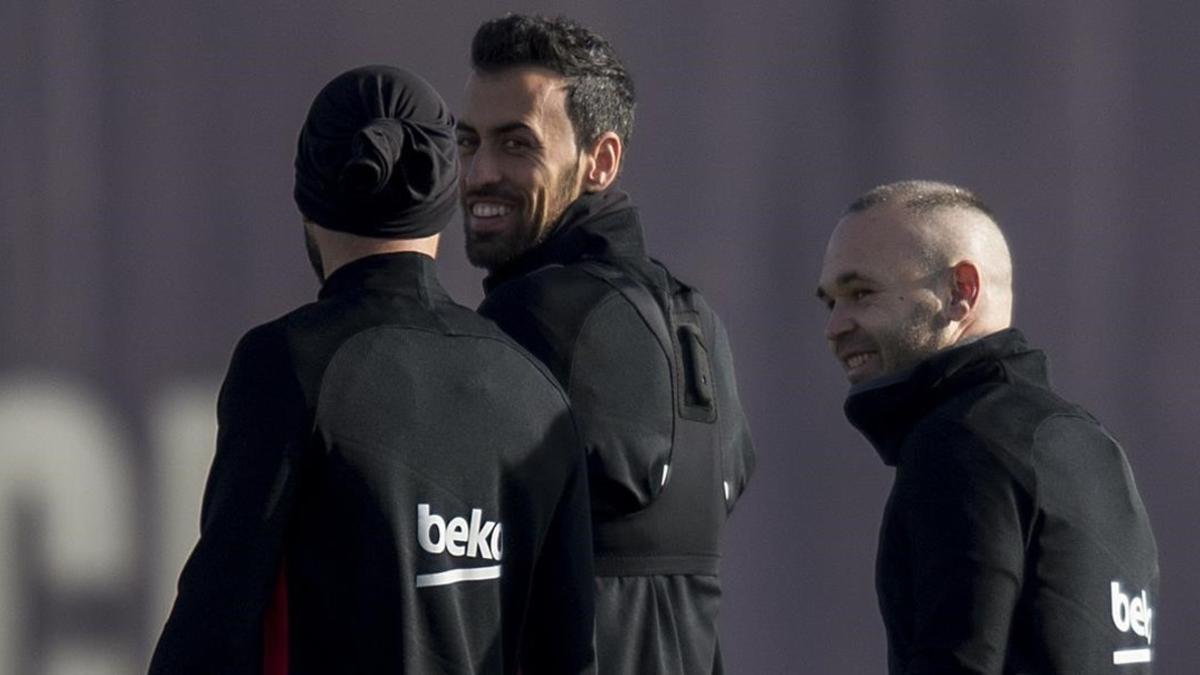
464;231;502;269
463;223;530;270
464;159;585;271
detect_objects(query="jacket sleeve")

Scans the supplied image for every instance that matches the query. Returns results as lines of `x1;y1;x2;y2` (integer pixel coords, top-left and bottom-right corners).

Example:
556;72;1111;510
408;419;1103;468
149;326;310;674
891;428;1031;674
712;317;755;513
481;278;673;517
568;293;673;515
520;415;597;675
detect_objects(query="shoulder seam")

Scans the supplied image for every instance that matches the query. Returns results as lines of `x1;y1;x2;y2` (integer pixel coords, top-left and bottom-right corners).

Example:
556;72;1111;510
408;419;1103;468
318;323;574;413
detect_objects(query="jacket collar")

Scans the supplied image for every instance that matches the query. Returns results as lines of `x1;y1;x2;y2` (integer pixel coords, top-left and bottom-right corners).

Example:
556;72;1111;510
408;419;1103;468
843;328;1048;466
482;189;645;292
318;251;445;302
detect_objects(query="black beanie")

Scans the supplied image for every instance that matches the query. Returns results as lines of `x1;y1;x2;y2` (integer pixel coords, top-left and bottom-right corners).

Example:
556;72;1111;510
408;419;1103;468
294;65;458;238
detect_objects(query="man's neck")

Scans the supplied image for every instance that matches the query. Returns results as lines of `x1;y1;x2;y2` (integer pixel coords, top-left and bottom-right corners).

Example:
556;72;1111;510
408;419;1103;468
308;223;439;280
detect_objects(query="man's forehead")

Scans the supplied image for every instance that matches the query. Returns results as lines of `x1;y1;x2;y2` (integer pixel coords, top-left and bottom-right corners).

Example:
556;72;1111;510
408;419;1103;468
831;204;927;251
820;209;925;284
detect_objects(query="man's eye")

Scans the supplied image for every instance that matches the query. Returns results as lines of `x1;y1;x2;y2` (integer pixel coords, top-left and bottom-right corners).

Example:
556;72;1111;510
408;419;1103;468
851;289;874;301
456;137;478;152
502;138;530;151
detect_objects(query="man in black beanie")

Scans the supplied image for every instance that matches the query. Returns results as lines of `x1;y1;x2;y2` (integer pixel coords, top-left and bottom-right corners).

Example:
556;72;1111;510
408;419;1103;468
150;65;595;674
458;16;755;675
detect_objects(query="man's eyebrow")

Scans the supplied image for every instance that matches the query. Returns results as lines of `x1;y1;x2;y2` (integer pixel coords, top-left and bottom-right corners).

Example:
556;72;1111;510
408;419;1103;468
815;272;877;301
493;121;536;136
835;271;875;286
456;121;536;137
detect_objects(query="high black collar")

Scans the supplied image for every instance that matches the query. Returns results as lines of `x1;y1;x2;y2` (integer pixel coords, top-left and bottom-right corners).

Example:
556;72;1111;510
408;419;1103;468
482;189;646;293
844;328;1049;466
318;251;445;302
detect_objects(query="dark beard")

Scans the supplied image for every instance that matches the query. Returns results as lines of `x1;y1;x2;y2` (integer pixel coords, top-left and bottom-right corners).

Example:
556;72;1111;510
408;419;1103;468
462;163;580;271
463;216;550;270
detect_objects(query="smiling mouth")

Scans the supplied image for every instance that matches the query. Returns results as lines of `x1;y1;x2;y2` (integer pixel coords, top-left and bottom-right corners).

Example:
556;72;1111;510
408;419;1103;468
844;353;873;367
844;351;878;371
471;202;512;218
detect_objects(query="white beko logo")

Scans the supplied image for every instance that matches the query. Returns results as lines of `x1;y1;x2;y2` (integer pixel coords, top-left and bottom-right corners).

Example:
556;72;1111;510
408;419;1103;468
1110;580;1153;666
415;503;503;588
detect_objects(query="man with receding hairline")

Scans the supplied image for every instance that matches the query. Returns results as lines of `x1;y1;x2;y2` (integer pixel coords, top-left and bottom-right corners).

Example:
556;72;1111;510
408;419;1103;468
817;180;1158;673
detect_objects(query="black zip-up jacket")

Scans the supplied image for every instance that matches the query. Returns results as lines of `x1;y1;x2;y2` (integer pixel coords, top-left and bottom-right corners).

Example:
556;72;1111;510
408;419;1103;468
846;329;1158;674
150;252;595;674
479;190;755;674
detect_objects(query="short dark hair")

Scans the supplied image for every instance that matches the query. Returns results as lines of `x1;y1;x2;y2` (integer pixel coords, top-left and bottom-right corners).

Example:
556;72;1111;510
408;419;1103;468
470;14;636;150
844;180;996;219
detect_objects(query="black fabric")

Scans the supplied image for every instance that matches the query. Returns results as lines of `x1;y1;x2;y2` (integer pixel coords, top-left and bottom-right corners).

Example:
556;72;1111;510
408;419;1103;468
845;329;1159;674
479;190;755;674
482;190;643;292
294;65;458;238
149;252;595;674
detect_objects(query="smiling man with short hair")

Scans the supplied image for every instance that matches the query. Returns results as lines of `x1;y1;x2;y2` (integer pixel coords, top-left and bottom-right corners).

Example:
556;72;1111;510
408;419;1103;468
458;14;755;674
818;180;1159;673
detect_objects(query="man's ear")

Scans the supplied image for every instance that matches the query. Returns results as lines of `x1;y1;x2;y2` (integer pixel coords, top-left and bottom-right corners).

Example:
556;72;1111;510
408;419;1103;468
581;131;622;192
946;261;981;321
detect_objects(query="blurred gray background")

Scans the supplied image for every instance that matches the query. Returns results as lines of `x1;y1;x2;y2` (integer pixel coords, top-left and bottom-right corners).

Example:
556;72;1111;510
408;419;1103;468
2;1;1196;672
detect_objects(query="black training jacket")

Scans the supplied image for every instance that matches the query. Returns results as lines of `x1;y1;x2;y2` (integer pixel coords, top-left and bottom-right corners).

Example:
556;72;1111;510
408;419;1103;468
150;252;594;675
478;190;755;675
846;329;1158;674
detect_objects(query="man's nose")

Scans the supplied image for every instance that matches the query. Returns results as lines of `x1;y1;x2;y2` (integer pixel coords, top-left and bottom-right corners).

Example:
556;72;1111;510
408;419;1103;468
463;146;500;188
824;303;855;341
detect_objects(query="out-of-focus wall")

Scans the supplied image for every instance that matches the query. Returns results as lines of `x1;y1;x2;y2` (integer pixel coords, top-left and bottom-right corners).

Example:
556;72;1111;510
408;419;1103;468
2;1;1196;672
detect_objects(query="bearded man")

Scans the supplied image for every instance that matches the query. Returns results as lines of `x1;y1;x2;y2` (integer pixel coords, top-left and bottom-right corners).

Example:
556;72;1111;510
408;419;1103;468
457;14;756;675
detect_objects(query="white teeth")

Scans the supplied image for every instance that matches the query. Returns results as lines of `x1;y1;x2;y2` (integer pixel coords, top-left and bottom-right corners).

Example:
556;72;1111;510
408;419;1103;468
472;202;511;218
846;353;873;369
